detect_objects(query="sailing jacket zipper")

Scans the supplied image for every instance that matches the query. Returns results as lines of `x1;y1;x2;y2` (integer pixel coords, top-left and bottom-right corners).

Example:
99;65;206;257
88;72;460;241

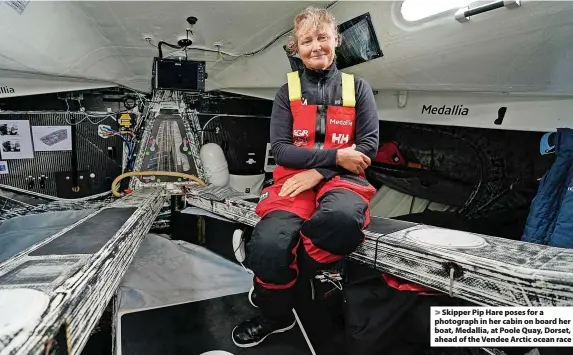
315;77;326;149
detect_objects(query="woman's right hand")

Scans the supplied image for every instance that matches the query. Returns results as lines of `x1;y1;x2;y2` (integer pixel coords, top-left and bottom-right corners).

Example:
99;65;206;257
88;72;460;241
336;144;371;175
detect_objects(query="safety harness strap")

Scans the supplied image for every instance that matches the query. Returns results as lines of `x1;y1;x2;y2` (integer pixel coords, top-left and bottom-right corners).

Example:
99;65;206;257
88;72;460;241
287;71;355;107
287;71;302;102
341;72;355;108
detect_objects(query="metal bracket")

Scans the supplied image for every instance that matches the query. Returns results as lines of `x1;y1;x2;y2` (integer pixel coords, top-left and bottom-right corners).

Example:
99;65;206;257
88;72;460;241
449;267;455;297
504;0;521;9
443;262;463;297
397;91;408;108
455;6;470;23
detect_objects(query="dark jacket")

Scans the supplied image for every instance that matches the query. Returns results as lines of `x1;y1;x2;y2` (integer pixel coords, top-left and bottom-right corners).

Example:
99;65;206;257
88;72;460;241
270;62;380;179
522;128;573;248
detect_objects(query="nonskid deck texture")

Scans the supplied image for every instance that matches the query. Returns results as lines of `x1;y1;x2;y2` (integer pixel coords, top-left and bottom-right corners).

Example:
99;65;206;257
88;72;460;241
135;114;198;179
186;185;573;307
130;90;207;188
0;187;167;355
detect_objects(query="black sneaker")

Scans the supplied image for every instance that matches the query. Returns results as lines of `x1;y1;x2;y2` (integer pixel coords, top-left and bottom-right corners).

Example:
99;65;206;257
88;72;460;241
232;314;296;347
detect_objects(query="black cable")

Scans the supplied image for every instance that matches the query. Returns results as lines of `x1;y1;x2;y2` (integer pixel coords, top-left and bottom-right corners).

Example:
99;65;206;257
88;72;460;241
243;1;338;57
158;41;183;58
158;1;339;59
409;195;415;214
186;30;191;60
244;27;294;57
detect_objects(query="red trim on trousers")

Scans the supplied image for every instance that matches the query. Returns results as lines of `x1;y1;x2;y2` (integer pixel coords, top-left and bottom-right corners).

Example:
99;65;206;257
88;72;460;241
300;231;344;264
315;178;372;204
256;239;301;290
382;274;441;295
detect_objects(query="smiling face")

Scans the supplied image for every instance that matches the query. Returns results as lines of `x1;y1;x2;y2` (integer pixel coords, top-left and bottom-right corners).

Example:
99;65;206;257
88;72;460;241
286;7;340;71
296;23;338;70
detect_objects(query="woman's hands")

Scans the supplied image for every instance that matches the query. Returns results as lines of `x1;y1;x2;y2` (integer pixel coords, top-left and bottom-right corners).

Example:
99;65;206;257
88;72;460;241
277;145;371;197
278;169;324;197
336;144;371;175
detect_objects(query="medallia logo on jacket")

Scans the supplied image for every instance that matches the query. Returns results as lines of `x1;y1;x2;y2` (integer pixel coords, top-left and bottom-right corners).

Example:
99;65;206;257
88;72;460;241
329;119;353;126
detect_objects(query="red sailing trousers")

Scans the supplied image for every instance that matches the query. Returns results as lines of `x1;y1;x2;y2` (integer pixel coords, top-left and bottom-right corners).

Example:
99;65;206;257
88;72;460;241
249;166;376;294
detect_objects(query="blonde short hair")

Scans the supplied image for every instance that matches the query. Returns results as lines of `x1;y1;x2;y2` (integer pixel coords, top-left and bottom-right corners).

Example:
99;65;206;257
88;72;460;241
286;6;340;55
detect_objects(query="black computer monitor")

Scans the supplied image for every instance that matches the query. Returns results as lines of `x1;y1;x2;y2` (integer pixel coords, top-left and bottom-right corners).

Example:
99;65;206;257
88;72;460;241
153;57;206;92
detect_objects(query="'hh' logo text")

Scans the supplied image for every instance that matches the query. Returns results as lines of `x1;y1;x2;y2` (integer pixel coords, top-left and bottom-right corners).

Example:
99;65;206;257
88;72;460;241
332;133;349;144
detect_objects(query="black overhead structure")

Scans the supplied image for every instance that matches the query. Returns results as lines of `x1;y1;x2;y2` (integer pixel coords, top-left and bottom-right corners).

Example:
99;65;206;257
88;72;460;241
456;0;521;23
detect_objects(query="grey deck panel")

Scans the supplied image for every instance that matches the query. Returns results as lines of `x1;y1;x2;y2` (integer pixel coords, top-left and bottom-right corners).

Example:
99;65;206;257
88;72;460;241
0;209;96;263
30;207;137;256
0;187;167;355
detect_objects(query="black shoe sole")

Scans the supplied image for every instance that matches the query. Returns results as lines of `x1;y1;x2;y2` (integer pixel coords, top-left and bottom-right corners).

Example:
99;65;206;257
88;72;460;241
231;320;296;348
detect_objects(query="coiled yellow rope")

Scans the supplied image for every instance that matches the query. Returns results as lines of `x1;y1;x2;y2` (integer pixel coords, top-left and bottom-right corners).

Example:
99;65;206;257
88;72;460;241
111;171;206;197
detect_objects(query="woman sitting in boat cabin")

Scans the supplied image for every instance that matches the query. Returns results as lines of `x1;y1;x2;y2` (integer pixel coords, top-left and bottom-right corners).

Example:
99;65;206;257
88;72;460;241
232;6;380;347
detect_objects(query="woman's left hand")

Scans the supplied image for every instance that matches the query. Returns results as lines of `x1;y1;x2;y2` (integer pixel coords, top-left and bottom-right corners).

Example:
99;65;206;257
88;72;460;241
278;169;323;197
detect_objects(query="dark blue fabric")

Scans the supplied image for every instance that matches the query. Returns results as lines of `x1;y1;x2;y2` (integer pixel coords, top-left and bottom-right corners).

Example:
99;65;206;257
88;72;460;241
522;128;573;248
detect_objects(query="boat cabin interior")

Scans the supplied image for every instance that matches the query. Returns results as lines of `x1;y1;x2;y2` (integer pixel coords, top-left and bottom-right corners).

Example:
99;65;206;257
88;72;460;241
0;1;572;355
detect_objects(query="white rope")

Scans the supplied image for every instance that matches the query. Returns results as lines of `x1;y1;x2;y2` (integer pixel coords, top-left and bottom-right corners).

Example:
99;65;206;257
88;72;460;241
292;308;317;355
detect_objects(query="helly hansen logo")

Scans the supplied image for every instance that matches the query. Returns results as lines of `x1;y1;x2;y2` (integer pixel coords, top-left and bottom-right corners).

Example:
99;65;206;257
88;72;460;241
568;187;573;192
332;133;349;144
293;130;309;137
329;119;353;126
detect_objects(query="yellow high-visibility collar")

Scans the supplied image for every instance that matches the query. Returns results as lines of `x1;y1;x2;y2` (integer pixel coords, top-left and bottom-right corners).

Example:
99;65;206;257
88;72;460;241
286;71;355;107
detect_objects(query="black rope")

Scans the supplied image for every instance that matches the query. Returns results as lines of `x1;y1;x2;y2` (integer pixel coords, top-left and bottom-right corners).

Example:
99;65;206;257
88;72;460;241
374;234;385;270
